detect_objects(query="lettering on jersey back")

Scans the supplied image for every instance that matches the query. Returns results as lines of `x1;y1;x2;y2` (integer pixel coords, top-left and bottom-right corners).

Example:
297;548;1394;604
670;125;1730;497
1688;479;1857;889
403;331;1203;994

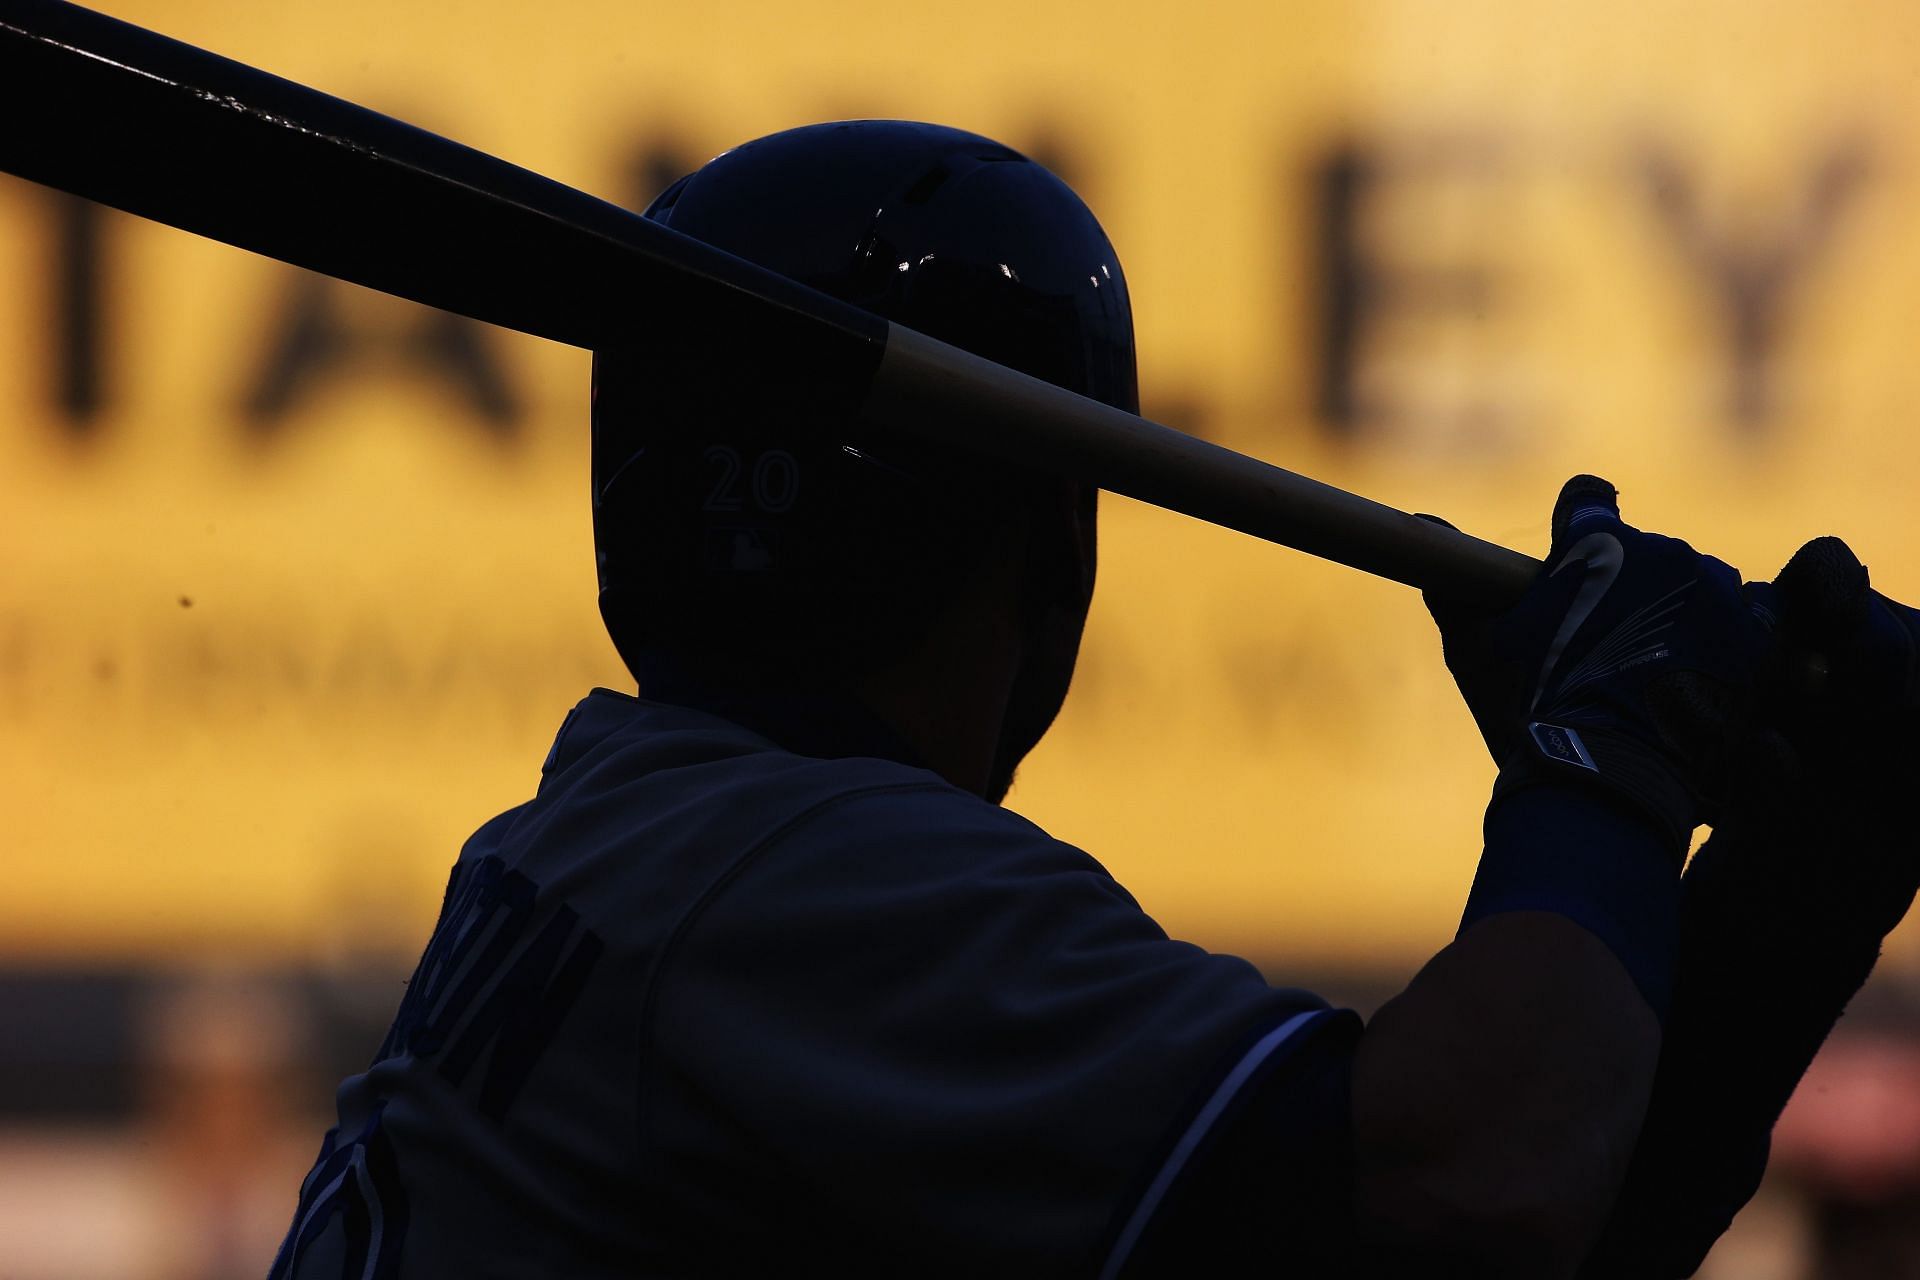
381;855;605;1121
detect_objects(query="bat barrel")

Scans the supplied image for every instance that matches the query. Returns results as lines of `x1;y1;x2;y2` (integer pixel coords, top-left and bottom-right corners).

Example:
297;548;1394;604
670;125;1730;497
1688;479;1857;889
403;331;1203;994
0;0;1545;607
0;0;889;365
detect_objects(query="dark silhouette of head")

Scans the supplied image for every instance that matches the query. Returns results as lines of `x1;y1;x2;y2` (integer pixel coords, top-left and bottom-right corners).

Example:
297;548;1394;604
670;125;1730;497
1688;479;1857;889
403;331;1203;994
592;120;1137;799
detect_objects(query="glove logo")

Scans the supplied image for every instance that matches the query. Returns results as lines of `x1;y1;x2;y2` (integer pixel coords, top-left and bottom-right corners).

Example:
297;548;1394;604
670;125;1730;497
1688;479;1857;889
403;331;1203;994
1533;531;1626;712
1529;721;1598;772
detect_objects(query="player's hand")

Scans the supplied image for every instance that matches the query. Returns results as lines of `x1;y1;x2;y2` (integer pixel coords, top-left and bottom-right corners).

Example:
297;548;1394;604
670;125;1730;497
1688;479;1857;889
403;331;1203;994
1424;474;1772;854
1577;541;1920;1280
1726;535;1920;941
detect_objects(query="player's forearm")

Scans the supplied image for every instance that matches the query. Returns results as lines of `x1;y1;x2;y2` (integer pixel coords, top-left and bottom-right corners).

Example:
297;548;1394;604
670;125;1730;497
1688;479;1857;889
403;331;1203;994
1580;824;1885;1278
1668;819;1882;1116
1350;785;1673;1277
1352;913;1659;1276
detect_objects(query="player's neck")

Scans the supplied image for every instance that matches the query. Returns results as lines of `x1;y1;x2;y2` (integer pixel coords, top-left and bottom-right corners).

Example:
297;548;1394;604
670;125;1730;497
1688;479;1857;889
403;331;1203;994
855;588;1024;803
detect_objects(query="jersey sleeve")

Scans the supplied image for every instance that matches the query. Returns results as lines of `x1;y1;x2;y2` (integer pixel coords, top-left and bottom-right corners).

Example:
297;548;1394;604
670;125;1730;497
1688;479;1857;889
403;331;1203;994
639;779;1358;1275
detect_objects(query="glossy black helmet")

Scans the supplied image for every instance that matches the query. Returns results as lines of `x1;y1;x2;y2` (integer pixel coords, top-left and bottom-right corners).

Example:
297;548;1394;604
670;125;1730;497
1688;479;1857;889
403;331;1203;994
592;120;1136;677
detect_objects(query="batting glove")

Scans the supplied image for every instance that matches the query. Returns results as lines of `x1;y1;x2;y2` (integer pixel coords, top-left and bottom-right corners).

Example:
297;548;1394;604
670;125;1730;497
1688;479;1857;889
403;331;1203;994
1580;537;1920;1279
1427;474;1772;857
1710;533;1920;951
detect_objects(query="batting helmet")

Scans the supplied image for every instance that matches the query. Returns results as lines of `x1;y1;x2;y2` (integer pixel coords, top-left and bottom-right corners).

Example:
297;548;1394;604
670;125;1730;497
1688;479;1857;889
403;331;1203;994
592;120;1137;677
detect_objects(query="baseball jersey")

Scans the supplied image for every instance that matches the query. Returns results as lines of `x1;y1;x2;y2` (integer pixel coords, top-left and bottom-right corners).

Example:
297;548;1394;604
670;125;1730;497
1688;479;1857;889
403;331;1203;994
271;687;1360;1278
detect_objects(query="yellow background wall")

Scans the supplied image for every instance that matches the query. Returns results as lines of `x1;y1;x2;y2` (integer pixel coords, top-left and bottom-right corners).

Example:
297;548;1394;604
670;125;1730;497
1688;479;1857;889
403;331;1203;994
3;0;1916;972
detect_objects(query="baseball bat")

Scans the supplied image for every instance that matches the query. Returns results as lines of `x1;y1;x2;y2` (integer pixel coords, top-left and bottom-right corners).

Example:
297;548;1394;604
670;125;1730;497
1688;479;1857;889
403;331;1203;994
0;0;1540;604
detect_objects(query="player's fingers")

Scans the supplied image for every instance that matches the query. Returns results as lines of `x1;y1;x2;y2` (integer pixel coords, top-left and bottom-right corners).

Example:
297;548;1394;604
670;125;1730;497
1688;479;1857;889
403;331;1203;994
1645;669;1788;825
1742;579;1783;635
1415;513;1484;635
1773;536;1871;651
1549;473;1621;552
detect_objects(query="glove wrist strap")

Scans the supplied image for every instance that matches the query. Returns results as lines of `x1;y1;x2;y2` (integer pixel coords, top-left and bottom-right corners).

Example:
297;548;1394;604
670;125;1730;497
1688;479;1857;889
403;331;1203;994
1494;722;1696;861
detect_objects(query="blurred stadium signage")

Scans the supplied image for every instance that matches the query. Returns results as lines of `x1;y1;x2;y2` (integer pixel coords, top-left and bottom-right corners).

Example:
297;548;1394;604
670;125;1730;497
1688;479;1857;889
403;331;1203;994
4;0;1917;970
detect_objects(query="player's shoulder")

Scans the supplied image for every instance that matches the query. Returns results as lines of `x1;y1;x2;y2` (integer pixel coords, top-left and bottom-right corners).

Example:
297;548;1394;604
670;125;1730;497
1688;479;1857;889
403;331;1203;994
543;687;935;786
690;738;1140;932
527;687;1131;950
537;687;1048;841
551;688;1114;877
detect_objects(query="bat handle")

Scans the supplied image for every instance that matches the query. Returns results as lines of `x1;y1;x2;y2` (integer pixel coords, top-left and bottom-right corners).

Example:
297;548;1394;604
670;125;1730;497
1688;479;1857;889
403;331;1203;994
862;324;1543;606
864;328;1836;702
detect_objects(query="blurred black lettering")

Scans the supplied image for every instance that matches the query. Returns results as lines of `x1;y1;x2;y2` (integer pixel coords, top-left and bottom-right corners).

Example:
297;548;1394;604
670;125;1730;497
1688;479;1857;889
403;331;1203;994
1310;138;1501;438
628;137;702;211
1641;138;1870;429
52;193;110;431
240;273;521;438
